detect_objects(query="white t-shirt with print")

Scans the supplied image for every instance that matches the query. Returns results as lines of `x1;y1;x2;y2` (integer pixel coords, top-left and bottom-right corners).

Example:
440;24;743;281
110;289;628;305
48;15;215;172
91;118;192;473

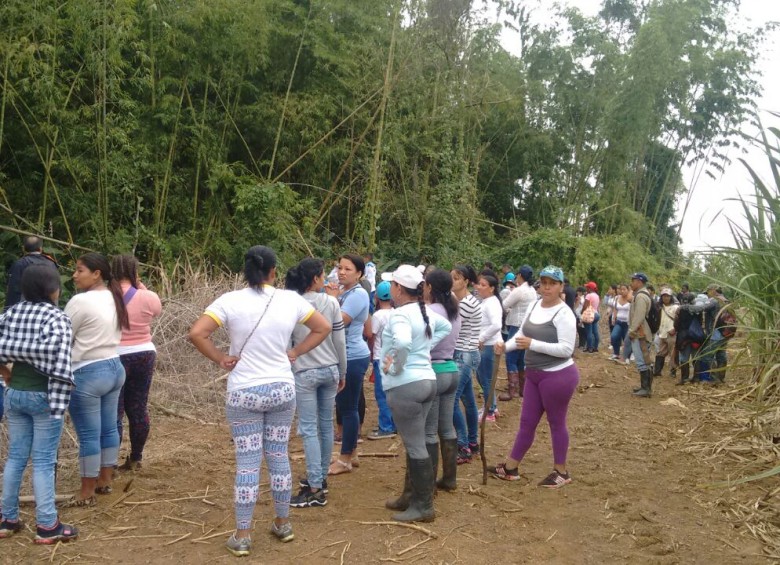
205;286;314;392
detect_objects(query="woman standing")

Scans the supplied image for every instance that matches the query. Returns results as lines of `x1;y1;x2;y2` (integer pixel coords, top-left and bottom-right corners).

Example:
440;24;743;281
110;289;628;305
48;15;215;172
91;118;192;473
189;246;330;557
382;266;451;522
0;266;79;544
65;253;128;506
285;258;347;508
450;265;482;464
326;254;370;475
475;274;503;422
500;266;535;400
583;282;601;353
423;269;460;491
111;255;162;471
604;285;618;336
492;266;579;489
610;284;631;362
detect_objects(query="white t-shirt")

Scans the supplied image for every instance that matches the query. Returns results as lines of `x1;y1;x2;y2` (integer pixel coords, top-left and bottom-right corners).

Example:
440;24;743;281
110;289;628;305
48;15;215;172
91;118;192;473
371;307;393;358
205;286;314;392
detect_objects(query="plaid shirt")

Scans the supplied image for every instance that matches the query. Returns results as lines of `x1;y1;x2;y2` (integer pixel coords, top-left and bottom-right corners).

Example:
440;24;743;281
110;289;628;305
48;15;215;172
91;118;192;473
0;301;74;418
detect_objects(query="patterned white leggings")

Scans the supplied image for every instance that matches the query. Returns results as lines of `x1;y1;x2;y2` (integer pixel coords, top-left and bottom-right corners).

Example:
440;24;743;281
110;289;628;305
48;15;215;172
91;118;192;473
225;382;296;530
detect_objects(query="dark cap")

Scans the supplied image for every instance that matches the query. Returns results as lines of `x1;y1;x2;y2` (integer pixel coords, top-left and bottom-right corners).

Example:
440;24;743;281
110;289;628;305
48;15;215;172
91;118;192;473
630;272;648;283
518;265;533;282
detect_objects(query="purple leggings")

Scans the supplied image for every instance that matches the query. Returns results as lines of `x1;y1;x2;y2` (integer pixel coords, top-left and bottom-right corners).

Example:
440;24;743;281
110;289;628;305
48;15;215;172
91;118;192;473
509;364;579;466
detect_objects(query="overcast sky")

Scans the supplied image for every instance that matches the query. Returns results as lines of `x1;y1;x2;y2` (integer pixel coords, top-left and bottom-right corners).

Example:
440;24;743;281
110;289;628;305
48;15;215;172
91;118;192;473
497;0;779;252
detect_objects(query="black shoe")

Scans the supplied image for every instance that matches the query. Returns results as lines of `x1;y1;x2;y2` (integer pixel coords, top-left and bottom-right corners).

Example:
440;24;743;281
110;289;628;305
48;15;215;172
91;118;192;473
298;477;328;494
290;486;327;508
34;521;78;545
0;519;24;539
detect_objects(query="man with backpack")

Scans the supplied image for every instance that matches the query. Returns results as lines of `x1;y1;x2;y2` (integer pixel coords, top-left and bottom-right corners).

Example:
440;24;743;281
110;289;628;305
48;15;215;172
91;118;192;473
628;273;657;397
679;283;732;384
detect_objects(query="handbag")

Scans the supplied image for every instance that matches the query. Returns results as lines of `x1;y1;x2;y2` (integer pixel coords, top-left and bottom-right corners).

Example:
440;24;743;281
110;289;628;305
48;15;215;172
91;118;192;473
581;306;595;324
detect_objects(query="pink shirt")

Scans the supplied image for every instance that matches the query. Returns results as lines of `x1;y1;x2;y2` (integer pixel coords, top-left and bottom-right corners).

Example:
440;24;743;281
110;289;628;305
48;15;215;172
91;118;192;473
585;292;600;312
119;281;162;346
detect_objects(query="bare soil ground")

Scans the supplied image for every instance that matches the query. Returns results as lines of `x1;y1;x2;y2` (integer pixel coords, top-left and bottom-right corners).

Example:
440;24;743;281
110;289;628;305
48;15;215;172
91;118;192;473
0;349;770;564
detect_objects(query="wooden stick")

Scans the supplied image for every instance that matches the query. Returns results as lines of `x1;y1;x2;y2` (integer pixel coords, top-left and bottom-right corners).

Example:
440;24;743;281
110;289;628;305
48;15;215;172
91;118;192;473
295;539;347;558
481;353;502;484
397;536;432;556
123;495;209;505
164;533;192;546
351;521;437;538
339;541;351;565
163;516;205;528
191;529;234;542
49;540;62;562
20;494;72;503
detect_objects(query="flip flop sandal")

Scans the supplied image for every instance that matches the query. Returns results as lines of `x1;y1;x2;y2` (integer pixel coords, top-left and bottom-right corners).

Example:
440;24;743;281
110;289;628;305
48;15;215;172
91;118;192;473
95;486;113;495
490;463;521;481
327;459;352;476
62;495;97;508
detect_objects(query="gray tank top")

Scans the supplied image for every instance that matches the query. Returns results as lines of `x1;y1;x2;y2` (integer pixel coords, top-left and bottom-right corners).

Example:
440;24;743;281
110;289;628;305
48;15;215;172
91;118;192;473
521;302;568;370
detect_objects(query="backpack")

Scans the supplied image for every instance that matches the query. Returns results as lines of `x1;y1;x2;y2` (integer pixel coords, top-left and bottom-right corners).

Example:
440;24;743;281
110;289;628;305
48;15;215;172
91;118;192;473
687;316;705;348
639;290;661;335
715;299;737;339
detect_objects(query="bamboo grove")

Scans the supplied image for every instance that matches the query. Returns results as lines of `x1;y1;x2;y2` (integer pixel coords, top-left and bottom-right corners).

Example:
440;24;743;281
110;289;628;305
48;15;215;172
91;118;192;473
0;0;768;278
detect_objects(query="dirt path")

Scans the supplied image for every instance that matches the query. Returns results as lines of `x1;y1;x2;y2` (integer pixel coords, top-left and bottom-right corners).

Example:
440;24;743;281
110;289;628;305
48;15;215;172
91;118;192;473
1;350;767;564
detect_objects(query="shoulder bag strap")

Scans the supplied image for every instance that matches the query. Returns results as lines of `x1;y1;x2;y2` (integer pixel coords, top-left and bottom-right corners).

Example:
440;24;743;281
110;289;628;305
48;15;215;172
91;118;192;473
237;289;275;358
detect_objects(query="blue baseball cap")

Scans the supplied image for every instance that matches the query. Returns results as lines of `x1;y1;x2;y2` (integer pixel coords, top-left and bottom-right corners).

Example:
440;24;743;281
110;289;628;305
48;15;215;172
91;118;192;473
376;280;392;301
518;265;533;282
539;265;564;283
631;272;648;283
503;272;516;285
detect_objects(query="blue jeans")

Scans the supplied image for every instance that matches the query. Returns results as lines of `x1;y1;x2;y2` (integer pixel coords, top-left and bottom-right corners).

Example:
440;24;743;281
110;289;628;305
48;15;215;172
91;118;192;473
69;357;126;477
0;383;4;421
372;359;395;433
630;337;651;372
2;389;64;527
453;349;479;447
611;321;628;356
584;312;601;350
477;345;497;414
295;365;338;490
335;356;369;455
505;326;520;372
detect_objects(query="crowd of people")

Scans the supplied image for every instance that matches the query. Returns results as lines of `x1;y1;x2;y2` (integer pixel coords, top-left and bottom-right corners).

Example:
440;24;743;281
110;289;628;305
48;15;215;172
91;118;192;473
0;237;734;557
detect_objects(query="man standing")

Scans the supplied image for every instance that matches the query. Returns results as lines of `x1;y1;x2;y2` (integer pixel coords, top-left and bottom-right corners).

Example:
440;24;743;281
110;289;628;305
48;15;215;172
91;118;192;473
628;273;654;397
654;288;679;378
4;235;58;311
681;283;730;383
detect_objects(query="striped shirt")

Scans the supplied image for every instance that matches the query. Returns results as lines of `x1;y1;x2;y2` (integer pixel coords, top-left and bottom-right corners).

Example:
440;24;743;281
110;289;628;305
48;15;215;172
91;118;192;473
455;294;482;351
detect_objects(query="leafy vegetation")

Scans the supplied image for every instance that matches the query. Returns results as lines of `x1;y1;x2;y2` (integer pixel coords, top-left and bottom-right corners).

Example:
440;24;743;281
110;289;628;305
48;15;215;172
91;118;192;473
0;0;770;281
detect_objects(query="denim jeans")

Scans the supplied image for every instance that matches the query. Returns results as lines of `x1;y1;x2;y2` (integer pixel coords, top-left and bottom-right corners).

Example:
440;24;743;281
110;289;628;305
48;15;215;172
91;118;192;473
69;357;126;477
611;321;628;356
335;356;369;455
0;383;4;421
453;349;479;448
294;365;339;490
372;359;395;433
505;325;520;373
630;337;651;372
477;345;497;414
2;388;64;527
584;312;601;350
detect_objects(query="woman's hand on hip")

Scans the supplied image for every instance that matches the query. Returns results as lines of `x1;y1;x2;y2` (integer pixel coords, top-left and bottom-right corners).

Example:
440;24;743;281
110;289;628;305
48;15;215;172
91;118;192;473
219;355;239;370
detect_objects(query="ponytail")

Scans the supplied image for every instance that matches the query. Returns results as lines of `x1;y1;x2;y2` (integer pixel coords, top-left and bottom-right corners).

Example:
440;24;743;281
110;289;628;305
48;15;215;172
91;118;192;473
416;282;432;339
285;257;324;295
78;252;129;330
245;245;277;289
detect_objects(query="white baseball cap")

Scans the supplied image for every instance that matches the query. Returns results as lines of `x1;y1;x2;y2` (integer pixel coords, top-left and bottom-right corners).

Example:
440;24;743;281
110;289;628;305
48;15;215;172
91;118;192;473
381;264;424;289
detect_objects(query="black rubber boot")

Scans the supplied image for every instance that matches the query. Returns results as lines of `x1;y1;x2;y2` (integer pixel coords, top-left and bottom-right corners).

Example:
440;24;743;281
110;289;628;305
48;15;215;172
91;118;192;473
632;370;644;393
676;364;690;385
436;439;458;492
633;370;652;397
426;443;439;495
653;356;664;377
393;458;435;523
385;455;412;511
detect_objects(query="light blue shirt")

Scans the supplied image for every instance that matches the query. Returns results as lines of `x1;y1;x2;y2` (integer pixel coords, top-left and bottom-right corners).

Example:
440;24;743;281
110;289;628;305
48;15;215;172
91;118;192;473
339;285;370;360
379;303;452;392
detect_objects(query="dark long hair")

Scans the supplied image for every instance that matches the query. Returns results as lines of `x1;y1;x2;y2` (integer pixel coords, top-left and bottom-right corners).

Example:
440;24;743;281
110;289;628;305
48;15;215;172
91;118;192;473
339;253;365;277
78;252;129;330
111;254;139;289
480;273;505;325
452;264;477;286
245;246;277;289
285;258;324;295
21;265;60;305
396;281;432;339
425;268;459;322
